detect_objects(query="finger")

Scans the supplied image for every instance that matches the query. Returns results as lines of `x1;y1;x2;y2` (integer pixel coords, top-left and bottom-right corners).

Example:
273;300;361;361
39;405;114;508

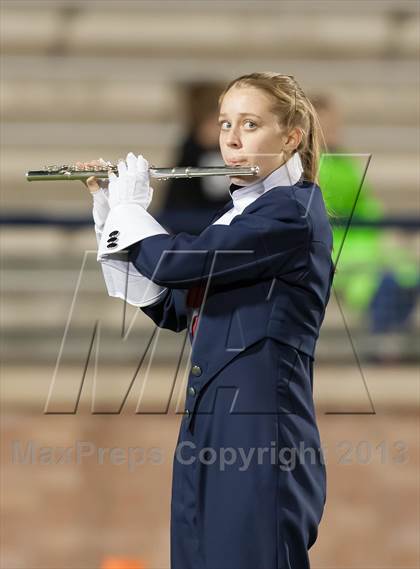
126;152;137;175
136;154;149;174
117;159;127;178
86;176;100;193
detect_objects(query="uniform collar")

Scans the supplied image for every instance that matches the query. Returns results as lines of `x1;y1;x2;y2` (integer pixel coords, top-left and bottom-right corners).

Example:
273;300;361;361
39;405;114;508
228;152;303;209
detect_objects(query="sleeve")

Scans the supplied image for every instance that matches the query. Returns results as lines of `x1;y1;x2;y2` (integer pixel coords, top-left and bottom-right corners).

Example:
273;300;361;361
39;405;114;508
139;287;189;332
123;198;310;289
93;191;168;307
96;196;311;289
98;254;169;307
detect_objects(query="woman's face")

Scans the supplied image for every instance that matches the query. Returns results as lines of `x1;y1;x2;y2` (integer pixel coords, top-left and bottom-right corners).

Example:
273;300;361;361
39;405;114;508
218;85;289;185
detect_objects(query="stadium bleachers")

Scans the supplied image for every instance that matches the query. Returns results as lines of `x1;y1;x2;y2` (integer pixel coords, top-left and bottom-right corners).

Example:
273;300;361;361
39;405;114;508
1;0;419;363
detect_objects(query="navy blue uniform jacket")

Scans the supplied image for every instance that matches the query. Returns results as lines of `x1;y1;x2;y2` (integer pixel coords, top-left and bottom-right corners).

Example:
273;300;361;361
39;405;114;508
128;179;334;569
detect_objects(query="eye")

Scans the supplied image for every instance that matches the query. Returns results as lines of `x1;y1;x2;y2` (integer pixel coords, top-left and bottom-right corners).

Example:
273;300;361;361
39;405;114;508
244;119;257;129
219;120;230;130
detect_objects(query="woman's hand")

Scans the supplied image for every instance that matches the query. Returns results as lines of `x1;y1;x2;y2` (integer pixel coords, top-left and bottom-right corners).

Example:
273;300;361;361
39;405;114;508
75;158;111;194
108;152;154;210
77;158;112;235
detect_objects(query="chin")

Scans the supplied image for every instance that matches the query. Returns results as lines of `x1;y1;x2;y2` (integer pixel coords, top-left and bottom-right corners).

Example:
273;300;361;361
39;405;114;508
228;175;252;186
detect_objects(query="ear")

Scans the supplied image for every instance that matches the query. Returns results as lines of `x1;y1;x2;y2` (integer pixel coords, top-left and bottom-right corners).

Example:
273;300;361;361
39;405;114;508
284;127;303;152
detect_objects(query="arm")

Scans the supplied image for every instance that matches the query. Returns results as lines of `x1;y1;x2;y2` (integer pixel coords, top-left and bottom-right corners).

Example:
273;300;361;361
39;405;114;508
96;153;310;290
98;197;310;289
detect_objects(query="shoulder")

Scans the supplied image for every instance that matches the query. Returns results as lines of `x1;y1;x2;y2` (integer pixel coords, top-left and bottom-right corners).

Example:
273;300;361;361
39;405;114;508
244;181;321;223
239;181;333;249
260;181;329;223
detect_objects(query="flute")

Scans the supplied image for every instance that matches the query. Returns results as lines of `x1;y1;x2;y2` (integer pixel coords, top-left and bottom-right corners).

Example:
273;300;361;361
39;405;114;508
26;164;260;182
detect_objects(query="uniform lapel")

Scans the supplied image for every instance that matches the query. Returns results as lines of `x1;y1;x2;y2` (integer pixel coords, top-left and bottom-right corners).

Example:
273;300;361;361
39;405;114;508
207;200;232;224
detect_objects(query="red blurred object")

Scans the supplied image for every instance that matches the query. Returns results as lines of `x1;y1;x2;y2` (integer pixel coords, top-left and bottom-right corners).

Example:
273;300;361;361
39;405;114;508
101;558;145;569
186;284;206;337
191;313;199;337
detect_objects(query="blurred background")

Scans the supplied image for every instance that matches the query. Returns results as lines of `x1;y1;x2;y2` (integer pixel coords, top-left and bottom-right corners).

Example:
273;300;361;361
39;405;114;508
1;1;419;568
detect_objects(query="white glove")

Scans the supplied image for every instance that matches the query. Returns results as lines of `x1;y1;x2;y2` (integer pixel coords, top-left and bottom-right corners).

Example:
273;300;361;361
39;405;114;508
97;152;169;261
91;154;167;307
108;152;153;211
92;188;110;242
92;152;154;240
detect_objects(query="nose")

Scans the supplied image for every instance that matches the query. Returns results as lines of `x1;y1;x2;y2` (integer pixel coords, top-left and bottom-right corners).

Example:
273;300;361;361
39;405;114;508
225;127;242;149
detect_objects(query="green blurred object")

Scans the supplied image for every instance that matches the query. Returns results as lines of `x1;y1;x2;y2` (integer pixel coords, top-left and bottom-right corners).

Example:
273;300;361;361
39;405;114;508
319;154;417;312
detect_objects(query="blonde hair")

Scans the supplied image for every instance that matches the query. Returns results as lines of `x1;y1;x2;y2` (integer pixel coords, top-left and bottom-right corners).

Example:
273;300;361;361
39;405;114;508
218;72;327;185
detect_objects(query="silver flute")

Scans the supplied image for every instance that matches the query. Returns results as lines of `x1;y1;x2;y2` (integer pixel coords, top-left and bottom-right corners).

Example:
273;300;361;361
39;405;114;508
26;164;259;182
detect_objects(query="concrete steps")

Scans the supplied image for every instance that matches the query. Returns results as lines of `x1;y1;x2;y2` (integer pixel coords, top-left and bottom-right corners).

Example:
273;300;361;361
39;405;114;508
1;0;418;367
2;2;418;58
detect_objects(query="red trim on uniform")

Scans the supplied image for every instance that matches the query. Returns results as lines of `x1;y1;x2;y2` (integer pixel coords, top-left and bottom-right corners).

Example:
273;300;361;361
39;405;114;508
191;314;199;337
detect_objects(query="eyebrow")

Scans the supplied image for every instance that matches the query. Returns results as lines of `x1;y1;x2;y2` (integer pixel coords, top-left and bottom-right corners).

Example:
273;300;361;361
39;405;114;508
218;113;262;119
